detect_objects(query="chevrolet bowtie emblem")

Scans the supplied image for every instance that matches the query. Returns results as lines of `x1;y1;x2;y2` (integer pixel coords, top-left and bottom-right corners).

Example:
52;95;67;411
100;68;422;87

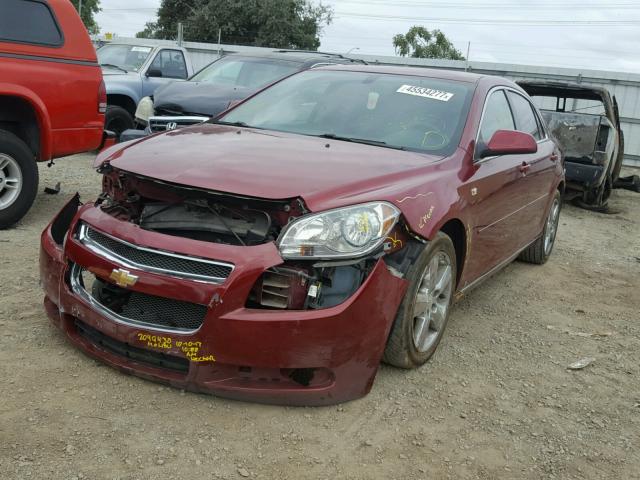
109;268;138;288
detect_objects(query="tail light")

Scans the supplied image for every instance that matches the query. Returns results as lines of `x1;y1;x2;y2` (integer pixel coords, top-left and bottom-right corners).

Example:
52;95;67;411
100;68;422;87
98;79;107;114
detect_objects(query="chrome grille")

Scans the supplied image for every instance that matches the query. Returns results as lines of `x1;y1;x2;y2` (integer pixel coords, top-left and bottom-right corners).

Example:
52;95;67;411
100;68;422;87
148;115;209;132
78;223;233;283
71;264;207;332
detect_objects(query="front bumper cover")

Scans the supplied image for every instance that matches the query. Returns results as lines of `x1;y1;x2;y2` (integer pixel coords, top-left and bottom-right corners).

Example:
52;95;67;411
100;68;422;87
40;198;408;405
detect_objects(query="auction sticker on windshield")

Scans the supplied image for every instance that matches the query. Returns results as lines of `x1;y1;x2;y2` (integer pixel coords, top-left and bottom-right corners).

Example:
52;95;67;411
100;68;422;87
396;85;454;102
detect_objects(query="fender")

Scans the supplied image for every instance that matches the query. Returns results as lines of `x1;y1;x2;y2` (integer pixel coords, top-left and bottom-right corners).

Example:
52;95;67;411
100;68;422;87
387;153;468;242
104;78;143;107
394;186;463;242
0;82;52;161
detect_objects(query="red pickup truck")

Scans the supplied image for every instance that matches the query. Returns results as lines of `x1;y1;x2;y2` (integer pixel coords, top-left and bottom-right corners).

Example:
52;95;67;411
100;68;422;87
0;0;106;228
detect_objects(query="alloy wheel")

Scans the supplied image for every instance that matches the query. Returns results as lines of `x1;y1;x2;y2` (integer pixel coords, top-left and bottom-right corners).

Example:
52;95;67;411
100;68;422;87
544;197;560;255
412;251;453;352
0;154;23;210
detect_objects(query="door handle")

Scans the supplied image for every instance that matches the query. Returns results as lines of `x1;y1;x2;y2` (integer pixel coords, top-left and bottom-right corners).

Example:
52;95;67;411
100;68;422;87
519;162;530;174
550;153;559;161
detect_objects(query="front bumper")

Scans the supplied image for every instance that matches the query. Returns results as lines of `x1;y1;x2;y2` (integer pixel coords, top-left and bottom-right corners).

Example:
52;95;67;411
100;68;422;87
40;199;408;405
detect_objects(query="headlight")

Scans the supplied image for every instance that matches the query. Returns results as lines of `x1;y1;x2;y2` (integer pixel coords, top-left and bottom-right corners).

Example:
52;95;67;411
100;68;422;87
278;202;400;259
134;96;154;123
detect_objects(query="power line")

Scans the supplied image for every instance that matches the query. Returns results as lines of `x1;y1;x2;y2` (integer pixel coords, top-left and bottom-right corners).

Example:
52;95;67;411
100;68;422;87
334;11;640;26
100;7;159;11
333;0;640;9
326;32;638;57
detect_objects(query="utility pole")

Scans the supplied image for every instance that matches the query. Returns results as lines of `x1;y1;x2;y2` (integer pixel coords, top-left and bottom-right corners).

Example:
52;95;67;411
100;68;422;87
217;28;222;57
78;0;83;17
465;41;471;72
177;22;184;46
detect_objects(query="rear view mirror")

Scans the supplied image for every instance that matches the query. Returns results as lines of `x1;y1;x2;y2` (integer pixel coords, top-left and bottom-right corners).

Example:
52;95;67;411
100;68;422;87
480;130;537;158
146;68;163;78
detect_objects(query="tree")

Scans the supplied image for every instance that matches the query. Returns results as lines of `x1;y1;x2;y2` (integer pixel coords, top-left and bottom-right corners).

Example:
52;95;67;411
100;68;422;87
393;26;465;60
70;0;101;35
137;0;332;50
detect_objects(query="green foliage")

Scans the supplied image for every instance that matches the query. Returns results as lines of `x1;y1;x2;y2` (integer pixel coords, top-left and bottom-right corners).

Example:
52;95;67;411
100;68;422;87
70;0;101;35
393;26;465;60
137;0;332;50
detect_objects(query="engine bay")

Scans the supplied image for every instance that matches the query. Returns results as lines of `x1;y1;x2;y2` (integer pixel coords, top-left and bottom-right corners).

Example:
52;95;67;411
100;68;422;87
95;166;389;310
97;166;304;246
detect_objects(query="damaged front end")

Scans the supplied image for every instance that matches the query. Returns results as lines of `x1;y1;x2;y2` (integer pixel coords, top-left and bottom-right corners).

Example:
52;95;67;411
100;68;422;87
97;165;407;311
40;165;412;405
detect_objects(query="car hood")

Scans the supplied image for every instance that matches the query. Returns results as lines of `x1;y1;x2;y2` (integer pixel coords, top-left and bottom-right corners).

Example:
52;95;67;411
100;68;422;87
153;81;254;116
102;123;447;212
101;68;136;77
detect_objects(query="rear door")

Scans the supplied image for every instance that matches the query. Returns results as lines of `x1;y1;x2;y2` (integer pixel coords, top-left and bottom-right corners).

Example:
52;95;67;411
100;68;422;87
505;90;558;244
463;88;531;283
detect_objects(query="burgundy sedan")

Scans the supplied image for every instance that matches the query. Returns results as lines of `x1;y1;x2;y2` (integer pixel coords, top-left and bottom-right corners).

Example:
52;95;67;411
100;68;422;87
40;65;563;405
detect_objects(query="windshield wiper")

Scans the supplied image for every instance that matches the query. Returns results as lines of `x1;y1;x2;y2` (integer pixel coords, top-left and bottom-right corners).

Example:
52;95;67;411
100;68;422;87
212;120;251;128
100;63;128;73
316;133;406;150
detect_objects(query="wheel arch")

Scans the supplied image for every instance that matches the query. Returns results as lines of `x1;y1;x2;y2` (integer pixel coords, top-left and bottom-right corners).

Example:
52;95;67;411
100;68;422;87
557;180;565;194
438;218;467;288
0;84;52;161
107;93;137;116
391;215;467;289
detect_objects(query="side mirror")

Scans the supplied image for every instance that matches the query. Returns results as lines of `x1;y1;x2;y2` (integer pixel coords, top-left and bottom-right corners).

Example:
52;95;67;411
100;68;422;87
146;68;163;78
479;130;537;158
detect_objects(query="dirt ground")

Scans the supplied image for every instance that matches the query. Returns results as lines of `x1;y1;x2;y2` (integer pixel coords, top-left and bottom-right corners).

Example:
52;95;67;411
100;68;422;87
0;153;639;480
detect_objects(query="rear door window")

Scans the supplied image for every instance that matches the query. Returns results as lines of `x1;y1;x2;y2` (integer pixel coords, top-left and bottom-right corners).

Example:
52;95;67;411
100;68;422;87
0;0;63;46
507;91;542;140
479;90;515;144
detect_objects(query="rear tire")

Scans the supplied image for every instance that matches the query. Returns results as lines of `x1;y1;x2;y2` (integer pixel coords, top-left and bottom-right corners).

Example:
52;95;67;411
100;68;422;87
519;190;561;265
105;105;134;139
383;232;456;368
574;173;612;212
0;130;38;229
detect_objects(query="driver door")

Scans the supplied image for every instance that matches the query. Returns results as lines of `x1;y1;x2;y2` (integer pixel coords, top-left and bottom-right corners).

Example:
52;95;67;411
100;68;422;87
462;89;532;285
142;49;188;97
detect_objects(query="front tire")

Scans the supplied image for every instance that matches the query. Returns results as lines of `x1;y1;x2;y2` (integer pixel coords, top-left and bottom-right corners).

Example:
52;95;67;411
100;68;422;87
105;105;134;139
519;190;561;264
0;130;38;229
383;232;456;368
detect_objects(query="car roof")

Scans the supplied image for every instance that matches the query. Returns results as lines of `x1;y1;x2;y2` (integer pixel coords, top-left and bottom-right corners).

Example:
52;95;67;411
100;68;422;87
225;50;365;66
310;64;490;83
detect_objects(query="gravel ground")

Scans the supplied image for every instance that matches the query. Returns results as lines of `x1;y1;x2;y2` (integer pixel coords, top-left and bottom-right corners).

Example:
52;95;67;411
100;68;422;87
1;153;639;480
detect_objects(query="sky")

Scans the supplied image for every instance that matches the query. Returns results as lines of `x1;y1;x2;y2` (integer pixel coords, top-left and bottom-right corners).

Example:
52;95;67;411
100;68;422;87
95;0;640;73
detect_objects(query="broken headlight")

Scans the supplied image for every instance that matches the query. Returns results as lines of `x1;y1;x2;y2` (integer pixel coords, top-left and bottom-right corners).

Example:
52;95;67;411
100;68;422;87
277;202;400;259
134;96;154;123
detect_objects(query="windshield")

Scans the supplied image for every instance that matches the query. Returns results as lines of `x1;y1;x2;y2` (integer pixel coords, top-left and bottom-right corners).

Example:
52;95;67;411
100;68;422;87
191;56;299;90
97;44;153;72
219;70;474;155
